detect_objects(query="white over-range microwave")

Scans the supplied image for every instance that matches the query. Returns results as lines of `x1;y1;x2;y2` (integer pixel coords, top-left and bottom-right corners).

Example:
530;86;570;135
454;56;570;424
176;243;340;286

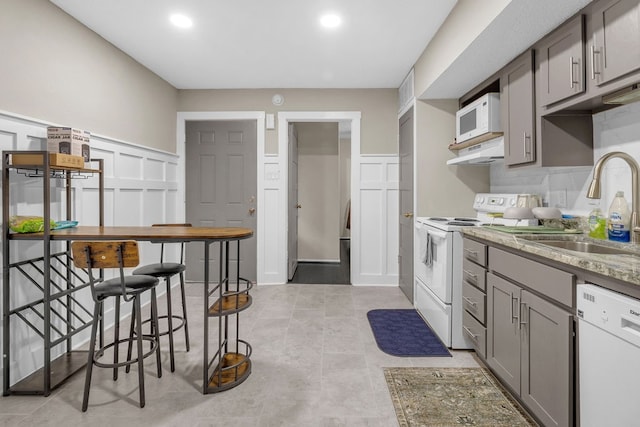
455;92;501;144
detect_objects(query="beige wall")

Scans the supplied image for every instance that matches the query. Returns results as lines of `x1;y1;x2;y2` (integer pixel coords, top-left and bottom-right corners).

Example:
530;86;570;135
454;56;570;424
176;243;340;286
2;1;398;157
0;0;178;152
413;0;510;98
416;100;489;217
178;89;398;155
296;122;340;261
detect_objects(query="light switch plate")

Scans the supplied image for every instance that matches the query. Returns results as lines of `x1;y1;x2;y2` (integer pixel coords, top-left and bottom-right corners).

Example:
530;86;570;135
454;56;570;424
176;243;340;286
266;114;275;129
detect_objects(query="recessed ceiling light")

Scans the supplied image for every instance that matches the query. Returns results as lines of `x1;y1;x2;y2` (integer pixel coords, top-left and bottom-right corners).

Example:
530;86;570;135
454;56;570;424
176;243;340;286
320;13;342;29
170;14;193;29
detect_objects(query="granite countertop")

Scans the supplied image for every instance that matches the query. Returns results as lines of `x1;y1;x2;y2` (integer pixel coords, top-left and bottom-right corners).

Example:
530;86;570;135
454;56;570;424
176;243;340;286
463;227;640;286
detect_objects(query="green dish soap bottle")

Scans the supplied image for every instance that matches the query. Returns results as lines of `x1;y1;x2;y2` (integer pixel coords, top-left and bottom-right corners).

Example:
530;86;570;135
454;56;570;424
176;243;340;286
588;207;607;239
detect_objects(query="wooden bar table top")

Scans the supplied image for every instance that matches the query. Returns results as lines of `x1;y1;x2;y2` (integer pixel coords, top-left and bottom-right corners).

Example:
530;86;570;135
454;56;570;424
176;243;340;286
8;225;253;242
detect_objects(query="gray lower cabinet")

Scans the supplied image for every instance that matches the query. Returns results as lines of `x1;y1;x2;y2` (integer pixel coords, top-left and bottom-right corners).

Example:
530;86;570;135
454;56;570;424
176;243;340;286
487;273;520;390
590;0;640;86
462;239;488;358
501;50;535;166
487;271;574;427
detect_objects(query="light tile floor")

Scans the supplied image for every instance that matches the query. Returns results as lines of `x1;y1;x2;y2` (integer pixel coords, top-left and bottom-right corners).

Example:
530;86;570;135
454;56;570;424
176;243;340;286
0;284;479;426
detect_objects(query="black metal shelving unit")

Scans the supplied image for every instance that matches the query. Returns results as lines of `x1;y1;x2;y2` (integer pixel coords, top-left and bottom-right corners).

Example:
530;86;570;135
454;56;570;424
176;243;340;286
2;151;103;396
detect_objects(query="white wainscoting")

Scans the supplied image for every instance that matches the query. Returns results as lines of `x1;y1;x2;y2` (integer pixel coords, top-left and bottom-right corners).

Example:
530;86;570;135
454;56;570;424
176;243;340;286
0;111;181;388
258;155;287;284
352;155;399;286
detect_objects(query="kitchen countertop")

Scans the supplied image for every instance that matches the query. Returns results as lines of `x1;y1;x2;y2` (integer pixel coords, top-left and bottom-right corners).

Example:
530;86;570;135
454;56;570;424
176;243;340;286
463;227;640;287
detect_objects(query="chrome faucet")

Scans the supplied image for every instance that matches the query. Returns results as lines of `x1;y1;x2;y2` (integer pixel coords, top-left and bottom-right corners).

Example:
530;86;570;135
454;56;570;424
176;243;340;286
587;151;640;243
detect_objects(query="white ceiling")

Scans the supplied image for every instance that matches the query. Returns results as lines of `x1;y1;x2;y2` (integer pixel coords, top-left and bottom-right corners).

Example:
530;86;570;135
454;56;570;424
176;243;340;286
49;0;457;90
49;0;593;98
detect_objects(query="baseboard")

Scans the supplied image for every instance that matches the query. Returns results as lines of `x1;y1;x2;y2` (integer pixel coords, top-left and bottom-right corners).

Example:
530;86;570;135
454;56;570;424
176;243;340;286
298;259;341;263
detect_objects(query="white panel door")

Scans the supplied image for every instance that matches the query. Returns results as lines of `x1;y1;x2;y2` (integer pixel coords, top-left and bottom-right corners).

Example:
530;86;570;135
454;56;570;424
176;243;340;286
399;107;414;300
185;120;257;282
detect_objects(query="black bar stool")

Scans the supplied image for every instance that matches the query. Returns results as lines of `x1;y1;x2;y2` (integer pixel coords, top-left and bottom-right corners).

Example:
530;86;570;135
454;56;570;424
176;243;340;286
128;224;191;372
71;240;162;412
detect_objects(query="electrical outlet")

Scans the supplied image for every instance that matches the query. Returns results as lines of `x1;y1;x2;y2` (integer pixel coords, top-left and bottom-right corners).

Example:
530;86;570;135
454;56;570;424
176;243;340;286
550;189;567;208
549;189;567;208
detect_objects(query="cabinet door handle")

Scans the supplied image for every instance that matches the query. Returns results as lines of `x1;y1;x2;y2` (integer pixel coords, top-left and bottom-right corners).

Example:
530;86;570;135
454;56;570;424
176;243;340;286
569;56;577;89
519;302;528;329
464;248;477;259
463;296;477;308
523;133;531;159
511;293;519;324
590;44;601;80
463;326;478;341
463;269;477;282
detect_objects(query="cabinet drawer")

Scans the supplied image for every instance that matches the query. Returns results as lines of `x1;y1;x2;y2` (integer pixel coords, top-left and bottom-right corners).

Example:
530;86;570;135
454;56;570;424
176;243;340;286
489;247;574;307
463;281;486;324
463;310;486;359
463;238;487;266
463;258;486;291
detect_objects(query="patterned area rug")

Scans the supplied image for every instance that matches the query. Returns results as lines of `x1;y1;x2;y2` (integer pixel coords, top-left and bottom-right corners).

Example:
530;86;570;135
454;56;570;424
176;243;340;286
367;309;451;357
384;367;538;426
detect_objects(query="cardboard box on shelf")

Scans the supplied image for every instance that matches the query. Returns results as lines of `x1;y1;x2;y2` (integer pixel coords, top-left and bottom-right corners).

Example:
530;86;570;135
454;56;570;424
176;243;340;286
47;127;90;161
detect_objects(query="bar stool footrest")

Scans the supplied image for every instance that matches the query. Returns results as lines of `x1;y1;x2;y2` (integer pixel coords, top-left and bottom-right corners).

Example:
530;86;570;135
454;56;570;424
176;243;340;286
135;315;186;337
93;336;159;369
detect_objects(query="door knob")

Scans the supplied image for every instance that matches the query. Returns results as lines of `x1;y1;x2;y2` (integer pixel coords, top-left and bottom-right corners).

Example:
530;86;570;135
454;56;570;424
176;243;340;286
403;212;413;218
296;204;302;209
249;208;256;215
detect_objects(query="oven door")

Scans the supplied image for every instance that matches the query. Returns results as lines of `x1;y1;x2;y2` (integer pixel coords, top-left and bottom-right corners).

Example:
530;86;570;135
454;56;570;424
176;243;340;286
419;225;453;304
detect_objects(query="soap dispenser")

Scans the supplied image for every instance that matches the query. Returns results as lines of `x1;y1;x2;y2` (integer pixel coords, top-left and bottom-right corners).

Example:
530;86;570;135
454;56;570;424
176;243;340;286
607;191;631;242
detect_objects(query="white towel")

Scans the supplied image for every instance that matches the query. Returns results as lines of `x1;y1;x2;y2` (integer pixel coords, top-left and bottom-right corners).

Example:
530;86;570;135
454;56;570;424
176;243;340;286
418;227;433;267
424;232;433;266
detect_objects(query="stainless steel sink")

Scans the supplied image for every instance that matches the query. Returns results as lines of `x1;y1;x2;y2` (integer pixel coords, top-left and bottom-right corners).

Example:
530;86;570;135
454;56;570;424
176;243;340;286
534;240;639;256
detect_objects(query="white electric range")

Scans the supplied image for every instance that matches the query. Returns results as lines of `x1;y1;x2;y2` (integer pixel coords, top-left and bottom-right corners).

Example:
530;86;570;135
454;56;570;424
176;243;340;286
413;193;539;348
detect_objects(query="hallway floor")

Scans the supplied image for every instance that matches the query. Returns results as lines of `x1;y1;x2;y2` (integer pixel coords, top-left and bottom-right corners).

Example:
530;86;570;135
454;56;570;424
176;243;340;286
290;239;350;285
0;284;479;426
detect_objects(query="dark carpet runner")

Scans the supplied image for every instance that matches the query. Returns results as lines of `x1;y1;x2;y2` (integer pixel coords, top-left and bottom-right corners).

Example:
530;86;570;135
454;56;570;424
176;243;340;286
367;309;451;357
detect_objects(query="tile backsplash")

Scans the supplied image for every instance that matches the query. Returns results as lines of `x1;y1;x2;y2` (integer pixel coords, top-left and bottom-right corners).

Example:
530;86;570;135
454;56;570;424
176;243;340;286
491;101;640;217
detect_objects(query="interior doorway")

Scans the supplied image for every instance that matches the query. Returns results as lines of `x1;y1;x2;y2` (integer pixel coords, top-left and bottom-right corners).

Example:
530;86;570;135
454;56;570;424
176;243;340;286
184;119;257;282
176;111;265;283
287;121;351;285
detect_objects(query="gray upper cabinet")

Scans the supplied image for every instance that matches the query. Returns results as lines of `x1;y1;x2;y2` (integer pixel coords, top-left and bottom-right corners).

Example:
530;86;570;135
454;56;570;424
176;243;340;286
538;15;586;106
501;51;535;166
590;0;640;86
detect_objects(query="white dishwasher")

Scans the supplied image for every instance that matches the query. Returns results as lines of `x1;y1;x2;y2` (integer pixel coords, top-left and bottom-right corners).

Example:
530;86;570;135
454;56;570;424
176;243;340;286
577;284;640;427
